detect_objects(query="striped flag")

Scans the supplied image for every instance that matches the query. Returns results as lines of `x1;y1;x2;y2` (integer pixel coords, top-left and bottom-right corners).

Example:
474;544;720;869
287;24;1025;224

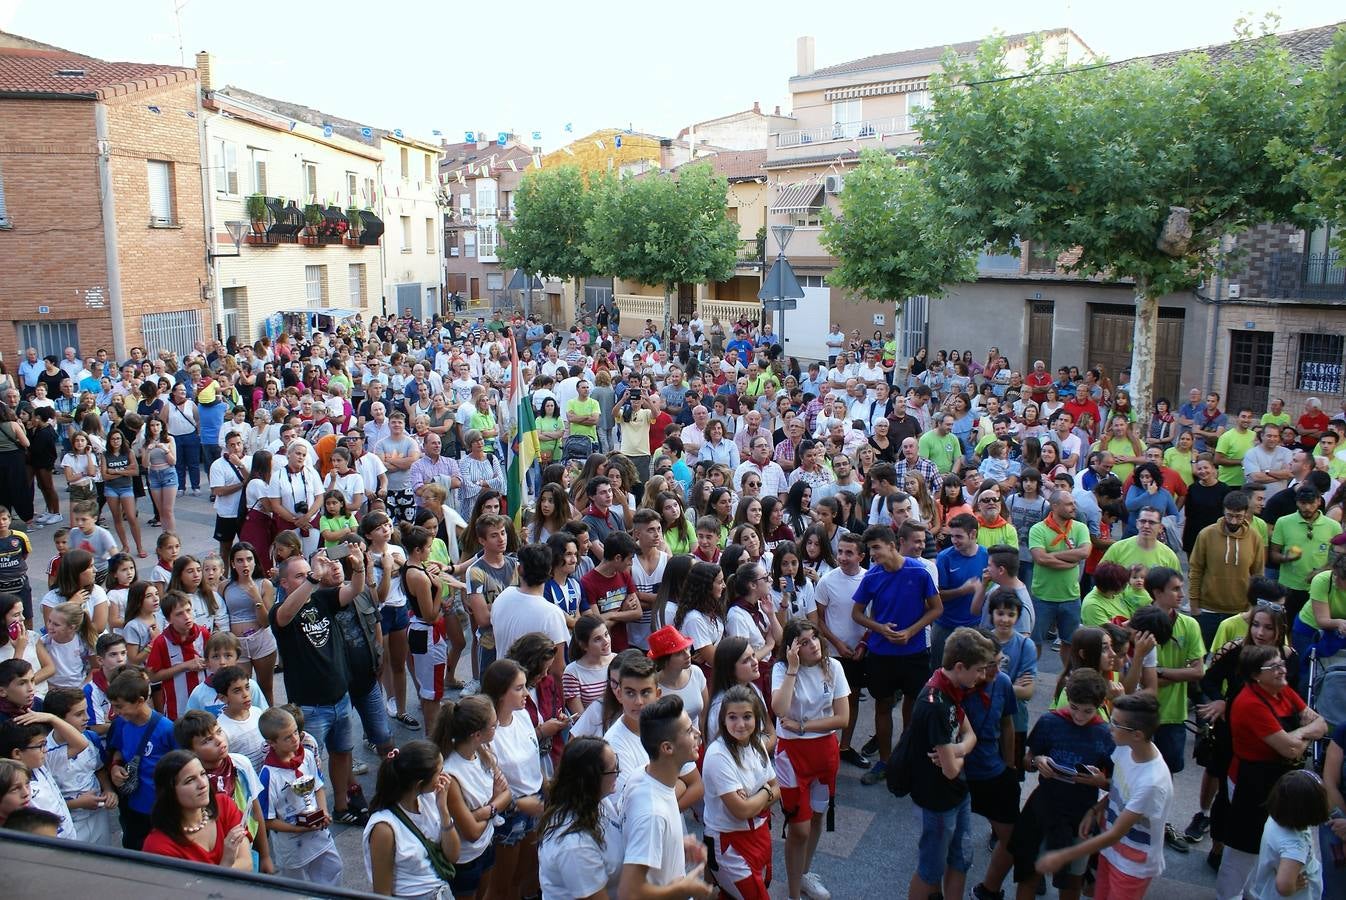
506;334;538;529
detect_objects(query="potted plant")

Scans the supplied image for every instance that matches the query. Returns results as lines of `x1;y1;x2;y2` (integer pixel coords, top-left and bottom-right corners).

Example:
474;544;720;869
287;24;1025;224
345;206;362;245
245;193;268;234
301;204;322;244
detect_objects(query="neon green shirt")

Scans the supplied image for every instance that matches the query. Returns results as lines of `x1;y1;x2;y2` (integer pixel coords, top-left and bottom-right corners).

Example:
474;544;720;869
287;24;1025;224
1299;569;1346;631
919;430;961;474
1271;512;1342;591
1100;536;1180;574
1080;587;1139;627
975;520;1018;551
1261;412;1291;428
1028;518;1091;601
1214;427;1257;486
1156;611;1206;725
1163;447;1196;486
1211;612;1250;650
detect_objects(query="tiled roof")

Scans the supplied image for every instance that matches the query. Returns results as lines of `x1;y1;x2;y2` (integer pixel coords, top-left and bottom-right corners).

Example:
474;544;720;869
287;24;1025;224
0;47;193;99
804;30;1068;79
674;149;767;181
1132;20;1343;68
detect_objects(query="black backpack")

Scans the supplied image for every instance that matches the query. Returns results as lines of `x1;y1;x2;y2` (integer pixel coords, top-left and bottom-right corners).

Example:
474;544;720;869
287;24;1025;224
885;724;916;797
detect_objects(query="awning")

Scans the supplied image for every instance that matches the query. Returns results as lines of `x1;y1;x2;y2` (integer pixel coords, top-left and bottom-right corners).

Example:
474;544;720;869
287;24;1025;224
770;181;824;213
278;308;362;320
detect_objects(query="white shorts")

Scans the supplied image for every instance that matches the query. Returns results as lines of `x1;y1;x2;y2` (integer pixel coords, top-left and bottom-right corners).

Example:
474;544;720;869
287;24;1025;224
409;622;446;701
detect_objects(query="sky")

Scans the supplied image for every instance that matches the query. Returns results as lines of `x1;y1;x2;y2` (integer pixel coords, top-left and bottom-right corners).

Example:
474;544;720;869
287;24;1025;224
2;0;1339;149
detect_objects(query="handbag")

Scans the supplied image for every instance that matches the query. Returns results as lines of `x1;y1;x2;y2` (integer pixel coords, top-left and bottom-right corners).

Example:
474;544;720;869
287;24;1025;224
388;803;456;883
113;711;164;799
1190;717;1219;768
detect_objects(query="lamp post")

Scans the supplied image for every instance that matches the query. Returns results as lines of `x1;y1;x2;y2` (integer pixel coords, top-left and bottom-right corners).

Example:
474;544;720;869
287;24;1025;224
209;220;246;259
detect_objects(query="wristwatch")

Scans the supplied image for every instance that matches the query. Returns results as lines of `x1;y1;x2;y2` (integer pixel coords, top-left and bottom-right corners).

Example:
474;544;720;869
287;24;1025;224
305;573;321;586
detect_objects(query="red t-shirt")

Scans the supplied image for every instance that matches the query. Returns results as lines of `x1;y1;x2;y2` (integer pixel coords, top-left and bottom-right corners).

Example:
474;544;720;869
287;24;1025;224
1299;411;1330;449
648;412;673;454
142;794;244;865
1229;683;1305;780
579;567;637;652
1025;371;1054;401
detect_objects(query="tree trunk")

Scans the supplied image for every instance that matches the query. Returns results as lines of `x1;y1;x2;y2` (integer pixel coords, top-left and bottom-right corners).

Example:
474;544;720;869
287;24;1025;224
1129;282;1157;426
663;282;674;344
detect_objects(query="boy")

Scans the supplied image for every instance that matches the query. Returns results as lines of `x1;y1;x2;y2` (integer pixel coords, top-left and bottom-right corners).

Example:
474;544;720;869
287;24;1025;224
84;632;128;735
973;545;1036;636
46;527;69;590
579;531;642;654
0;711;81;839
257;705;343;885
961;632;1020;900
693;515;722;563
0;658;40;719
185;631;267;717
903;627;995;900
465;513;518;673
933;514;990;663
628;508;668;650
999;668;1114;900
104;669;175;849
982;591;1036;781
42;687;115;845
214;665;266;769
0;505;33;628
603;653;703;812
67;501;118;582
175;709;274;873
146;590;210;720
1036;692;1174;900
616;694;714;900
2;808;61;835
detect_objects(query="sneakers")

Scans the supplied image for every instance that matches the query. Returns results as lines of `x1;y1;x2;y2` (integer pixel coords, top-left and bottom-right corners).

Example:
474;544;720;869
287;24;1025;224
38;513;63;525
392;712;420;729
385;697;397;717
859;762;887;786
1164;824;1190;853
1184;811;1211;843
860;735;880;758
350;760;369;776
801;871;831;900
839;746;870;768
972;885;1003;900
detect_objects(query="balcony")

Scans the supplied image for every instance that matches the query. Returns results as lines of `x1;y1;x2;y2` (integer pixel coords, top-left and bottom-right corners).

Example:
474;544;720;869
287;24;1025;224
1260;251;1346;301
736;238;765;268
775;115;915;149
614;292;763;337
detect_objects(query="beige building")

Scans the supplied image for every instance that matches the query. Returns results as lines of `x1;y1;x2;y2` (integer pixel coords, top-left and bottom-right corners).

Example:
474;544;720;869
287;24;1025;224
376;131;445;320
677;101;796;152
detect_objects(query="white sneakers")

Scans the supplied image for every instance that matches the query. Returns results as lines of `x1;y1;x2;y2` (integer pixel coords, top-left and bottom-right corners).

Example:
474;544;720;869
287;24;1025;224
801;871;831;900
37;513;63;525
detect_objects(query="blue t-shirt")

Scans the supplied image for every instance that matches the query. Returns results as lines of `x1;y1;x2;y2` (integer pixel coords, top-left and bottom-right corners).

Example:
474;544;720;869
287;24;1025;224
961;671;1016;781
1025;709;1115;824
936;545;989;628
104;711;177;813
852;559;937;657
998;631;1038;731
198;398;227;445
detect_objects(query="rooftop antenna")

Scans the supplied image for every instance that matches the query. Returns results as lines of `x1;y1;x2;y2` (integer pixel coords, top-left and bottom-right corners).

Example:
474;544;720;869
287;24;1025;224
173;0;189;65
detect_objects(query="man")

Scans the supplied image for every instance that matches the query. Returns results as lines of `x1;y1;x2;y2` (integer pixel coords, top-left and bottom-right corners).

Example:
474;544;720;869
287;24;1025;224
679;405;710;467
893;436;943;494
1242;422;1294;494
58;347;82;383
17;347;41;394
905;385;934;433
933;513;990;664
1187;491;1265;648
1045;410;1083;471
1100;505;1181;574
409;433;461;510
345;431;388;514
1298;397;1330;449
1262;454;1327;526
1191;393;1228;453
825;324;846;366
734;435;788;499
491;544;568;676
271;552;363;825
1078;451;1115;493
1182;457;1233;555
918;414;963;475
1028;491;1092;661
1024;359;1053;404
851;522;942;787
1062;384;1102;444
581;475;627;557
377;413;421;524
363;401;391;452
814;531;870;767
208;431;249;560
1213;407;1258;487
725;329;754;363
773;417;807;474
565;378;601;456
856;350;885;398
1270;484;1343;620
800;362;826;399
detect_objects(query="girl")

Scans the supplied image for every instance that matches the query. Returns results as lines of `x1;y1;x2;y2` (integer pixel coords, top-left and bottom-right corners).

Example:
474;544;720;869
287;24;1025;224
1037;440;1068;481
224;541;277;706
433;695;509;900
800;525;838;582
149;531;180;586
936;473;972;547
481;659;544;900
402;524;445;731
104;552;138;632
141;416;179;534
0;593;54;698
415;507;469;694
362;512;415;728
730;524;770;572
703;684;779;900
726;563;783;693
654;492;693;558
710;487;735;540
1249;770;1327;900
733;496;767;550
652;554;695;632
782;481;813;540
318;490;358;549
562;615;613;716
543;532;583;630
362;739;461;899
0;758;31;828
1006;468;1051;588
771;541;819;628
705;636;777;749
570;650;638;740
322;448;366;513
673;561;728;673
168;555;229;634
61;431;99;523
508;633;569;775
41;600;97;689
771;618;849;900
528;484;568;545
121;581;163;666
649;623;709;729
537;736;624;899
761;496;794;551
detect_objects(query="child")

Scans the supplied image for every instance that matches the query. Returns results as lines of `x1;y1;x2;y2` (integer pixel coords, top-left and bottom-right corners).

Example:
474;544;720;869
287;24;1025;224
984;593;1036;777
1037;692;1174;900
213;665;266;769
0;758;31;827
148;531;181;586
257;705;343;885
103;553;137;632
0;505;33;629
168;554;230;635
84;632;128;735
318;489;358;549
693;515;722;564
0;709;81;839
40;600;96;689
362;739;458;898
1002;668;1114;900
973;545;1037;636
104;668;175;850
3;806;60;835
1249;769;1327;900
146;591;210;720
186;631;267;717
323;448;366;513
41;687;115;846
433;693;509;897
46;527;70;590
67;501;118;584
200;553;228;621
563;614;614;715
702;683;778;900
121;581;163;666
978;440;1013;485
961;632;1020;900
0;658;40;719
174;709;273;873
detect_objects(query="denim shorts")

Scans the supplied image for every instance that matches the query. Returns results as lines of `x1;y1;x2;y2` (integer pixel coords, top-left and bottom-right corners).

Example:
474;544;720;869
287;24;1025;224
1032;598;1082;647
147;468;178;490
493;807;538;847
450;844;495;895
300;694;354;755
380;603;409;633
104;484;135;499
916;794;972;886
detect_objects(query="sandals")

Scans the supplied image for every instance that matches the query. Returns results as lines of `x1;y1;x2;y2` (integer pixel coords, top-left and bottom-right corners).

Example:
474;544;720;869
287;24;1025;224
392;712;420;729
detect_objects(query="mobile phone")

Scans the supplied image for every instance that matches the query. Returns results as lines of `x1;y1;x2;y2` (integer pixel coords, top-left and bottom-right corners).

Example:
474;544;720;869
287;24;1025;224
326;544;353;561
783;576;796;595
7;621;20;641
1046;758;1078;778
1075;763;1093;776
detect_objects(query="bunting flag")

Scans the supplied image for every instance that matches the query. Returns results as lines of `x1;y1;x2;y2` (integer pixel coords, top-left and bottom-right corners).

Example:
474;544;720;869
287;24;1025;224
562;146;575;156
506;337;538;529
507;159;517;172
564;122;573;132
465;131;476;142
594;139;605;150
531;130;542;141
533;154;542;169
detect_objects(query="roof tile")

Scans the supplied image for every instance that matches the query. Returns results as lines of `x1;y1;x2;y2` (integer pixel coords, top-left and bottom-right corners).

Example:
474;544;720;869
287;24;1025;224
0;47;191;98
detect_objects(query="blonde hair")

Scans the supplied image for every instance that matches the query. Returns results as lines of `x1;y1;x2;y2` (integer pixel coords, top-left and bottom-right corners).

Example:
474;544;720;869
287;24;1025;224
51;600;98;652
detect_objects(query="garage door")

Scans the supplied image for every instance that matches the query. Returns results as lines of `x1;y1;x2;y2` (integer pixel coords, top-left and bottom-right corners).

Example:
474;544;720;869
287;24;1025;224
1086;303;1185;402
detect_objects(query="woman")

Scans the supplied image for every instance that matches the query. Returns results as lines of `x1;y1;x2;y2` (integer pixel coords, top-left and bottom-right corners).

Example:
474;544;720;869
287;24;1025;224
221;541;277;706
100;428;145;559
142;750;251;870
537;736;624;899
673;561;728;674
142;417;179;535
649;624;709;730
604;458;637;526
1095;414;1146;484
1123;461;1179;536
1036;440;1068;482
535;398;563;469
433;695;509;900
528;483;569;545
700;418;740;469
237;451;280;574
906;348;929;390
481;659;545;900
1164;429;1198;486
1216;644;1327;898
458;430;505;523
658;491;696;557
507;632;568;776
162;381;202;495
591;371;617;454
1146;398;1175;450
0;404;32;529
703;683;779;900
1039;386;1064;422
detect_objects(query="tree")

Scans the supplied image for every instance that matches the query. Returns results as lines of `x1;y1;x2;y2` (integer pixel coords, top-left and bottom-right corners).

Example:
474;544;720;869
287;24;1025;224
498;165;599;311
583;164;739;337
821;150;979;302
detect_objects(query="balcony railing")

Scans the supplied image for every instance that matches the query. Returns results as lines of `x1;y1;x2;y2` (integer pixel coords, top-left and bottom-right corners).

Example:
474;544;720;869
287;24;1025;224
736;238;765;267
775;116;915;149
1261;251;1346;301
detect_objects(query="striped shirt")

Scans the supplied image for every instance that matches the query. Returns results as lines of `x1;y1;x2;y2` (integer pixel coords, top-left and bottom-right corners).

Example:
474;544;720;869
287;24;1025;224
146;625;209;720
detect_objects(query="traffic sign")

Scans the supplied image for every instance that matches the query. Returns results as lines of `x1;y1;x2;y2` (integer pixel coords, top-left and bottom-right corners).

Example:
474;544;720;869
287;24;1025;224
761;299;798;311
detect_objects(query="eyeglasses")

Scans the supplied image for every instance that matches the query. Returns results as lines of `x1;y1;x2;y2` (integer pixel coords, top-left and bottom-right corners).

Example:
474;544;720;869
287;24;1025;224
1255;599;1285;614
1261;661;1288;672
979;497;1000;503
602;766;621;777
22;742;47;752
1110;721;1140;733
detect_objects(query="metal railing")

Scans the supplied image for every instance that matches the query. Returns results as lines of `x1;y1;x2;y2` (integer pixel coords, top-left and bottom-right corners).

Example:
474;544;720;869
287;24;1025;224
736;238;764;265
775;115;915;149
1262;251;1346;301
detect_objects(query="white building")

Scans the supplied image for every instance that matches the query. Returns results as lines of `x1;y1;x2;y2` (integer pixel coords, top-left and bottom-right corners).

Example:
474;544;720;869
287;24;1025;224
376;133;445;320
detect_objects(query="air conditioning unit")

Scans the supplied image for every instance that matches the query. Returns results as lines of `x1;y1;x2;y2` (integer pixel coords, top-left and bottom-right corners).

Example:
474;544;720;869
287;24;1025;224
824;174;845;195
1227;283;1241;299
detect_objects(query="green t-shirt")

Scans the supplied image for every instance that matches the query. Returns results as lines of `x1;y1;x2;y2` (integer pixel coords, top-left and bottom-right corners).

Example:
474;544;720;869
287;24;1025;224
975;521;1018;551
1261;412;1291;428
1102;436;1141;483
1299;569;1346;631
1214;427;1257;486
1028;518;1091;601
1271;513;1342;591
469;410;498;452
1099;537;1180;574
1211;612;1250;650
919;430;961;474
1080;587;1139;627
1163;447;1195;486
1156;612;1206;725
1250;516;1268;546
319;513;358;549
536;415;562;456
565;397;600;440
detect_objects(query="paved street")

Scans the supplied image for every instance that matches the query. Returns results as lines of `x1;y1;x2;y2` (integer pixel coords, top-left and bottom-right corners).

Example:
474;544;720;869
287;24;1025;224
122;492;1220;898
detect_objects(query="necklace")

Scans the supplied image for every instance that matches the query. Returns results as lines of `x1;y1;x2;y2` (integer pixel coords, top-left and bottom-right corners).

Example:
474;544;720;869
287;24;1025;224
182;810;210;834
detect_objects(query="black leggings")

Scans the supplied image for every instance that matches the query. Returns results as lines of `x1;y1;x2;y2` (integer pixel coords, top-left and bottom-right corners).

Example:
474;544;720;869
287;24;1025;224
0;449;31;522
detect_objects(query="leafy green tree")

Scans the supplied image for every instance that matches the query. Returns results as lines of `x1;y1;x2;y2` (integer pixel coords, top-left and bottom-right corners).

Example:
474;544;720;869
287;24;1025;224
583;164;739;336
498;165;599;308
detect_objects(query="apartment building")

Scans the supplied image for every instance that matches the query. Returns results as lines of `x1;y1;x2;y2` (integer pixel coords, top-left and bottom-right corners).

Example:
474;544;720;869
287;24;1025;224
677;101;796;152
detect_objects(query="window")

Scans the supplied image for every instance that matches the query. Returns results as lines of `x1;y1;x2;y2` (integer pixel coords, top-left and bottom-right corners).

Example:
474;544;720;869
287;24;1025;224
348;263;366;305
212;139;238;194
302;161;318;201
0;160;9;226
1306;224;1344;287
249;147;269;195
790;209;822;228
17;320;78;360
400;146;410;180
140;310;202;360
831;99;862;138
476;178;497;214
464;231;476;258
1297;334;1344;393
906;90;930;127
425;218;435;254
147;160;175;225
424;154;433;183
363;177;376;206
726;207;739;223
798;275;827;288
460;193;473;218
400;216;413;252
478;223;498;260
346;172;358;205
486;273;504;292
305;265;327;308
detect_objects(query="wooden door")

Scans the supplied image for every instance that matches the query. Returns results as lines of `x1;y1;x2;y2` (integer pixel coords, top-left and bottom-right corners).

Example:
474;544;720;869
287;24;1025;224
1227;330;1273;416
1086;303;1185;403
1026;300;1054;369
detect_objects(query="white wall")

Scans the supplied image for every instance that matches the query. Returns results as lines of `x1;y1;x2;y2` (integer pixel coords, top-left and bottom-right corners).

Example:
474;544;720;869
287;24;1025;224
378;138;443;316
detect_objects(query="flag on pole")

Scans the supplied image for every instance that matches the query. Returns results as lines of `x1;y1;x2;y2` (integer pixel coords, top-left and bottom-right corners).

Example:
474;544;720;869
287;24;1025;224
506;335;538;530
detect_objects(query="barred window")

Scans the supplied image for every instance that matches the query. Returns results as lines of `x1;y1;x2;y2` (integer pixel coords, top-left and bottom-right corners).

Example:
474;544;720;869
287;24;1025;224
1297;333;1344;394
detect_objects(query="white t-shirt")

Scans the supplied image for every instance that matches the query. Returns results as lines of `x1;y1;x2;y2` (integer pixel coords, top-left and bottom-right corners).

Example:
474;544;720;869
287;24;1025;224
772;580;818;621
1250;819;1320;900
61;452;96;487
726;604;768;651
218;705;267;770
629;550;668;650
702;738;774;836
491;586;570;661
354;453;388;497
1099;746;1173;879
538;811;625;900
771;658;850;741
569;696;612;739
678;610;724;653
42;634;86;689
621;770;687;888
604;718;695;814
371;546;408;609
244;476;278;514
657;666;707;730
814;567;865;652
209;456;247;518
493;710;543;798
39;585;107;632
323;471;365;508
704;683;767;745
441;751;496;863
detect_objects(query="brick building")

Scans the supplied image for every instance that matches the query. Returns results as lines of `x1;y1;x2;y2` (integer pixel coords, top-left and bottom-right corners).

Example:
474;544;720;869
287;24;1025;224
0;33;209;363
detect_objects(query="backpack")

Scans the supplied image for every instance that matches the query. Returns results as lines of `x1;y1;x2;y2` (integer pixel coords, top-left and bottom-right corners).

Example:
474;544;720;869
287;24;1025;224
885;723;916;798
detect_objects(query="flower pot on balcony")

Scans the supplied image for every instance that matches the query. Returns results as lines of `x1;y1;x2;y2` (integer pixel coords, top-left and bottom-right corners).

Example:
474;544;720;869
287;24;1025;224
343;236;361;247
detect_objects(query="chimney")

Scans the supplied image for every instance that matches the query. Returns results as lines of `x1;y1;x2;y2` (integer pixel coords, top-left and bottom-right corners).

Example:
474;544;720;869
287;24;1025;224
195;51;213;91
753;100;760;113
774;105;781;116
797;36;815;77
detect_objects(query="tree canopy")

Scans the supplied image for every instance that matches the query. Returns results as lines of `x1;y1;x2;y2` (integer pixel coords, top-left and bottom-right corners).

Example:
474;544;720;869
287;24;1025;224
498;165;598;282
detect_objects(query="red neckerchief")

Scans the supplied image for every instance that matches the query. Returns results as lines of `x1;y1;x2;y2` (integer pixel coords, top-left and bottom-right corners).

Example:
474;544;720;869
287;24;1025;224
263;745;306;772
165;623;205;655
0;696;31;718
929;669;988;724
975;512;1008;530
586;503;614;522
92;668;111;693
1042;514;1077;549
1052;706;1105;726
206;753;237;798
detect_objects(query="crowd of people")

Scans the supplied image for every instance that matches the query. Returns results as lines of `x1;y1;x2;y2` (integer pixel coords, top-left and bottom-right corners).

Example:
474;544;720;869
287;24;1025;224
1;309;1346;899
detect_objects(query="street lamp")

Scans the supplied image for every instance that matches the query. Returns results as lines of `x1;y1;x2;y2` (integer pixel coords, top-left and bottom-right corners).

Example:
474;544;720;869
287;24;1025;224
209;220;247;259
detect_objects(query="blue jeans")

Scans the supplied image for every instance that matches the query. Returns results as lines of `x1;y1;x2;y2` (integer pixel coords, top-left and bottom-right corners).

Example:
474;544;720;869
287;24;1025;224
1032;598;1082;647
916;794;972;886
300;694;354;754
349;682;392;750
200;440;221;476
173;430;201;490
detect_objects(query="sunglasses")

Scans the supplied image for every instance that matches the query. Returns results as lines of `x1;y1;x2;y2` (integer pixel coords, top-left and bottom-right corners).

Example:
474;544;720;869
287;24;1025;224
1255;599;1285;614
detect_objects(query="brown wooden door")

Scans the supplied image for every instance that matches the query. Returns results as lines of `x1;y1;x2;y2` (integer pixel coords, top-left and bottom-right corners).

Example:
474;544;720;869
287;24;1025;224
678;283;697;321
1227;330;1273;415
469;277;480;302
1026;300;1054;369
1086;303;1185;403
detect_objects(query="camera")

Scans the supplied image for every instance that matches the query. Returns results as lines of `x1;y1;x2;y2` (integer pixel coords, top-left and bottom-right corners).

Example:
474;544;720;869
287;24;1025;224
293;500;309;515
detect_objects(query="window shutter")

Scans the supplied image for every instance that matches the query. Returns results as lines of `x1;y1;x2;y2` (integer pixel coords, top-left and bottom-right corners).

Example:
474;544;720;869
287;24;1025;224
255;160;267;194
225;143;238;194
0;162;9;224
147;161;173;223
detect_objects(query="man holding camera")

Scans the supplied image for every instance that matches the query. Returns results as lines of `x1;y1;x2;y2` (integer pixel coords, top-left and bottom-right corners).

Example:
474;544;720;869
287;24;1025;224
618;385;655;482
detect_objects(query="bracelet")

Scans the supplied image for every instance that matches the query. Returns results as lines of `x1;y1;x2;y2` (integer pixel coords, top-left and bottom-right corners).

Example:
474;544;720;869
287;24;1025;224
785;670;799;677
